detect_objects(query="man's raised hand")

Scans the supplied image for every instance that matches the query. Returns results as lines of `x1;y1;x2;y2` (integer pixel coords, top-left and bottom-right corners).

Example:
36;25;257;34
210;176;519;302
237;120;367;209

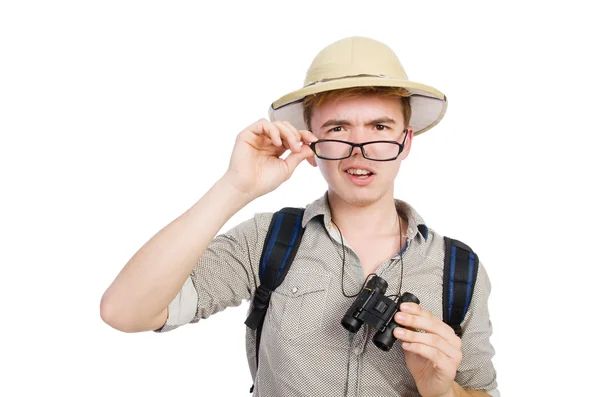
223;119;318;201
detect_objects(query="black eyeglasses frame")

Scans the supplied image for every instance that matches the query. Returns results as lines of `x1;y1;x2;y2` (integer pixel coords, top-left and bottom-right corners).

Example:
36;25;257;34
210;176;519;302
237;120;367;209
309;129;409;161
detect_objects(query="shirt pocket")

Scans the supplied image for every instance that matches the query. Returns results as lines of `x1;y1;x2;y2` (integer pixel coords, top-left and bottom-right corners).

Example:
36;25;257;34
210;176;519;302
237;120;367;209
268;270;331;341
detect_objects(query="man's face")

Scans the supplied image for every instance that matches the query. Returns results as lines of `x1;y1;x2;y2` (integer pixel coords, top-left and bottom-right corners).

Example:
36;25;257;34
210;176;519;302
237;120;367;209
306;94;413;207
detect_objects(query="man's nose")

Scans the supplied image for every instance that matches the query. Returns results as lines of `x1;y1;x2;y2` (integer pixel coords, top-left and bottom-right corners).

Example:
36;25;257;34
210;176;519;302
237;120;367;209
348;128;369;157
350;144;363;158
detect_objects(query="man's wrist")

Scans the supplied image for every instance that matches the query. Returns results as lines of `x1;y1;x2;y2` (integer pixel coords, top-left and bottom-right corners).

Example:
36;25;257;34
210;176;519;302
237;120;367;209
440;384;457;397
436;381;461;397
441;381;490;397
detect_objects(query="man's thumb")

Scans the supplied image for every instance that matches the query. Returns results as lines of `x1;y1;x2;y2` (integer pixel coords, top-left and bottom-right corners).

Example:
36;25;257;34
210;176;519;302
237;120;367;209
284;145;314;174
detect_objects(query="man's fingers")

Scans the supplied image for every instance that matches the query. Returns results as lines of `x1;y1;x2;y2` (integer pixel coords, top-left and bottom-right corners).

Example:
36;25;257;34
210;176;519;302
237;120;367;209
395;304;460;349
247;119;283;147
283;121;319;144
283;145;314;173
298;128;319;144
244;119;317;158
282;121;301;140
394;327;462;362
274;121;302;152
402;342;457;374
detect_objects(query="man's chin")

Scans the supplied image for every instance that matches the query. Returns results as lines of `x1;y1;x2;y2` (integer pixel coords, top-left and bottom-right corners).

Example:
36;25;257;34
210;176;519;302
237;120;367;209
329;186;385;207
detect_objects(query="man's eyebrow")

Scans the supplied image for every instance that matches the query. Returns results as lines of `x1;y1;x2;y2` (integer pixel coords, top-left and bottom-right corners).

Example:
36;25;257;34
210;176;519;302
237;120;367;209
320;117;397;129
320;119;352;129
367;117;396;125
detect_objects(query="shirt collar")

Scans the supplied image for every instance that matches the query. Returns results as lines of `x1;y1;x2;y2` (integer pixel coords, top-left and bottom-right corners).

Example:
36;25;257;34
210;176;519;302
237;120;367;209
301;191;429;241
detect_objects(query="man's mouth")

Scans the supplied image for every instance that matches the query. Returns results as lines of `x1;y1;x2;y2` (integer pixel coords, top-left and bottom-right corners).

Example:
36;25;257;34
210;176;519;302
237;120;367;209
345;168;374;179
342;164;376;185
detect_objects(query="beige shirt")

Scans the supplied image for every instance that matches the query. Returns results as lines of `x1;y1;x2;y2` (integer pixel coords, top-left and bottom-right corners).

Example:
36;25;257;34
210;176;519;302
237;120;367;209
155;193;499;397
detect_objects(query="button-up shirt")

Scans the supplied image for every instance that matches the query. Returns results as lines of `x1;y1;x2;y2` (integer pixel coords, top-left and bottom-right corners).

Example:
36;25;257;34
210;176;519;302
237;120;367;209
155;193;499;396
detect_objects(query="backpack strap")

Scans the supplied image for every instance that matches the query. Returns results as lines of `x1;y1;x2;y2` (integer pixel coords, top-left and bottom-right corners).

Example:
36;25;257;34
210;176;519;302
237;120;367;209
244;207;305;393
443;236;479;337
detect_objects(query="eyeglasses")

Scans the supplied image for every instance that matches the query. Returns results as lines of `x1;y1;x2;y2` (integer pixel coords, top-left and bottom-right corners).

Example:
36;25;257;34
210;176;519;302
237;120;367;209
309;129;408;161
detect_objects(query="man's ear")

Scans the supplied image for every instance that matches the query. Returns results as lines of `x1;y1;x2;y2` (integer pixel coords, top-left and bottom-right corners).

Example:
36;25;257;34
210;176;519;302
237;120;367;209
399;127;414;160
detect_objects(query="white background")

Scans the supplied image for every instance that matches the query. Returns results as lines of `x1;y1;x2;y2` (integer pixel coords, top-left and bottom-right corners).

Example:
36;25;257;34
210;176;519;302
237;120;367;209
1;1;599;396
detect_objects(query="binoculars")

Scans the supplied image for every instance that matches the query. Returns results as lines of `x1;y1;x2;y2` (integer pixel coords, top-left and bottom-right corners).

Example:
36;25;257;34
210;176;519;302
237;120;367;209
341;275;419;351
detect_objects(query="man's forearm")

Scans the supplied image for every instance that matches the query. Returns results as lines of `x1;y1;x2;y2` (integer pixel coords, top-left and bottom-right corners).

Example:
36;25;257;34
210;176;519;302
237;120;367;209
100;176;252;332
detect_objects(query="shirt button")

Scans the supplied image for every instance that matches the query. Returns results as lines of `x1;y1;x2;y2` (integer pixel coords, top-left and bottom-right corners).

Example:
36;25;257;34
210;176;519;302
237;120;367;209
408;228;414;235
353;347;361;355
291;286;298;294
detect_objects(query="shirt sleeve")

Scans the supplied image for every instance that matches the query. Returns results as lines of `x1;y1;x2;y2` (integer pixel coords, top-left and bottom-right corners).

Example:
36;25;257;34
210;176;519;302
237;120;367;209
154;212;270;333
455;261;500;395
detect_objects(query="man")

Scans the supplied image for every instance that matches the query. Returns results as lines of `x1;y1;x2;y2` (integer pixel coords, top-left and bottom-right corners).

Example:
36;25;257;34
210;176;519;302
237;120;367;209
101;36;498;397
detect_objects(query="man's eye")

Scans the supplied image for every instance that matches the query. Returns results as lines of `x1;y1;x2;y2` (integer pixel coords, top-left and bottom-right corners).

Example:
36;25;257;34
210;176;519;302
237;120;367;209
329;126;343;132
375;124;387;130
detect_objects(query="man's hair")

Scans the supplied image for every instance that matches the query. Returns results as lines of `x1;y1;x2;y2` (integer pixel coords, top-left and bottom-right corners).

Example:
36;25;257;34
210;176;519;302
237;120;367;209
302;86;412;131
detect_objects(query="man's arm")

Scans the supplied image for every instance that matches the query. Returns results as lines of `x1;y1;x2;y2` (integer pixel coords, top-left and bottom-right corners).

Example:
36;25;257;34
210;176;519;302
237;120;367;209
100;177;253;332
100;119;317;333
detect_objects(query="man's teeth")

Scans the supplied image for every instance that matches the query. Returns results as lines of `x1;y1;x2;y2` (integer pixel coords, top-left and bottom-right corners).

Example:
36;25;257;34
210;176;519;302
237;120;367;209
347;169;371;175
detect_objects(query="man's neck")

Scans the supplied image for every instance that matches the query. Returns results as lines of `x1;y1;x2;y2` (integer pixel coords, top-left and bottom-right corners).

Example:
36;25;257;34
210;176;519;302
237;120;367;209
327;189;400;238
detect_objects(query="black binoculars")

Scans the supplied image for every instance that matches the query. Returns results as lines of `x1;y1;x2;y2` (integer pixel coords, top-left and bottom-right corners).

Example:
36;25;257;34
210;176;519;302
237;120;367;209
341;275;419;351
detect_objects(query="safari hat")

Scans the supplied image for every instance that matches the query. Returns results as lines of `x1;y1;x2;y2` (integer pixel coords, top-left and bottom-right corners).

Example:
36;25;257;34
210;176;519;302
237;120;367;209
268;36;447;136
